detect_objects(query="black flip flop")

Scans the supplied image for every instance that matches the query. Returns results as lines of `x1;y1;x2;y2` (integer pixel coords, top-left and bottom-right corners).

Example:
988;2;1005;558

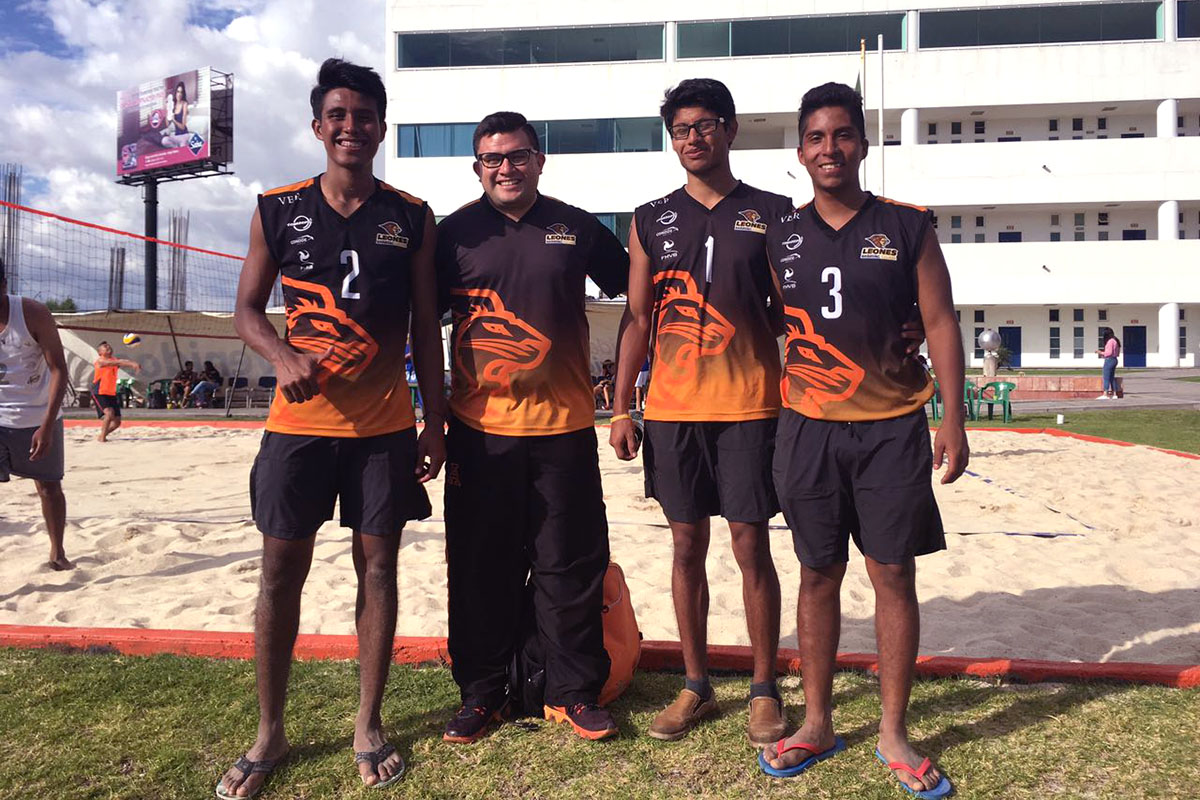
215;754;280;799
355;742;405;789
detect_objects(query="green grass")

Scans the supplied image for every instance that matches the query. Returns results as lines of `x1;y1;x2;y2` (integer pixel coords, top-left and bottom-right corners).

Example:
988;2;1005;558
959;409;1200;453
1172;376;1200;383
0;648;1196;799
965;368;1146;376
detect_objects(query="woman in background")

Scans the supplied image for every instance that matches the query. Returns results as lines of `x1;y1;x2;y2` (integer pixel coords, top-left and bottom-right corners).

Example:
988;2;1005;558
1096;328;1121;399
161;82;190;147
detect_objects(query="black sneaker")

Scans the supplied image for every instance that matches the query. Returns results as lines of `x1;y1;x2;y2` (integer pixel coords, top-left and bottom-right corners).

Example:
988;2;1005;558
443;701;501;743
544;703;618;740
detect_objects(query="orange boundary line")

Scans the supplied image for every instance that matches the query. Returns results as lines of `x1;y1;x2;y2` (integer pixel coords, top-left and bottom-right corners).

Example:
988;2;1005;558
63;419;265;429
0;626;1195;688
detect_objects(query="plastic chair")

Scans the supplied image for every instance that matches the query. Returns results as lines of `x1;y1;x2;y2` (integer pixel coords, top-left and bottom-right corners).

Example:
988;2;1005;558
928;380;941;420
963;383;980;421
251;376;277;407
225;376;251;408
978;381;1016;423
116;377;136;408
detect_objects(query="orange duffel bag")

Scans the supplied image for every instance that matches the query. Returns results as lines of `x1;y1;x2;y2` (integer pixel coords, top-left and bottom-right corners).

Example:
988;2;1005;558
599;561;641;706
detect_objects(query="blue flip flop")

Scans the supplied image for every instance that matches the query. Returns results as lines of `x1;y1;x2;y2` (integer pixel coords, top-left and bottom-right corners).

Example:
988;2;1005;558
874;749;954;798
757;735;846;778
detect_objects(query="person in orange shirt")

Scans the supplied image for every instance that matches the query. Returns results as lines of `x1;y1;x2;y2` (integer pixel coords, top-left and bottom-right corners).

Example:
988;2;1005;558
219;59;445;797
90;341;139;442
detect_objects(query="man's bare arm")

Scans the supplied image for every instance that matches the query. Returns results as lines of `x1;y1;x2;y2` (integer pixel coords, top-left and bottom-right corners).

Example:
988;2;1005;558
409;207;446;482
609;217;653;460
915;227;969;484
233;208;325;403
24;299;68;459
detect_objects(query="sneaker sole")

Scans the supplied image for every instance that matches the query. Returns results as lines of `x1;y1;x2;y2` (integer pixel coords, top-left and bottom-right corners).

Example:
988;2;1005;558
543;705;618;740
442;712;500;744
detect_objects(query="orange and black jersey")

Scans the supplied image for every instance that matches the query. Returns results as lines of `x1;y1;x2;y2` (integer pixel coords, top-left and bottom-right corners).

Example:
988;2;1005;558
765;193;935;422
258;175;427;437
633;182;792;422
436;193;629;436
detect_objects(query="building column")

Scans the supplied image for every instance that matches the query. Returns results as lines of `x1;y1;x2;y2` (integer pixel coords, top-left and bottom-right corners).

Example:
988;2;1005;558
1159;200;1180;240
1164;0;1178;43
901;108;919;146
906;10;920;52
1157;98;1178;138
1158;302;1180;367
665;22;676;62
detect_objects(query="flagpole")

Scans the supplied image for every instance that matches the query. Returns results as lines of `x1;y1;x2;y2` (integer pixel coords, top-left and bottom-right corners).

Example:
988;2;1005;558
878;34;885;196
859;38;867;190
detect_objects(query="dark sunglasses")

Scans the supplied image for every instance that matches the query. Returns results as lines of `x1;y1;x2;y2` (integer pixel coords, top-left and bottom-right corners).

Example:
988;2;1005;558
668;117;726;141
476;148;538;168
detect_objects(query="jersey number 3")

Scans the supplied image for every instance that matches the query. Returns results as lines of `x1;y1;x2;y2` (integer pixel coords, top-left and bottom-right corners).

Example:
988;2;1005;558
340;249;361;299
821;266;842;319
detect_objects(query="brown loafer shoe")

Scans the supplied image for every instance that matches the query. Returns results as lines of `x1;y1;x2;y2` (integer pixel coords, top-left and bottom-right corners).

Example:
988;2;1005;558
648;688;718;741
747;696;786;747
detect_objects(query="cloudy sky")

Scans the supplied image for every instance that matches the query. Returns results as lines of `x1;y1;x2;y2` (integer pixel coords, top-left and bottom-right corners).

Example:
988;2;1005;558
0;0;383;258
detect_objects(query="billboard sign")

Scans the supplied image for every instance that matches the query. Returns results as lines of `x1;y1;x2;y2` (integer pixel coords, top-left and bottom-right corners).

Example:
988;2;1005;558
116;67;229;177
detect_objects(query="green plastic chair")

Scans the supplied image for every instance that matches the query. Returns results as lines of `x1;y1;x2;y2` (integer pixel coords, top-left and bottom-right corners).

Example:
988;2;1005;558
979;381;1016;423
963;383;980;421
116;377;136;408
928;380;941;420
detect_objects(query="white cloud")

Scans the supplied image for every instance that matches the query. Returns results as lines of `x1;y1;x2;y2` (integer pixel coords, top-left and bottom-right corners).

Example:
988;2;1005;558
0;0;385;261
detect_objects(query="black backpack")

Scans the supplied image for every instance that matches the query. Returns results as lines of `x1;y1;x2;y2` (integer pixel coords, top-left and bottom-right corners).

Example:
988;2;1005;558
147;389;167;409
506;578;546;718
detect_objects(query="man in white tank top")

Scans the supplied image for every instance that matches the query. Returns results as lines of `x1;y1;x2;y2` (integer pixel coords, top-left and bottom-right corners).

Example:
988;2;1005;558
0;257;72;570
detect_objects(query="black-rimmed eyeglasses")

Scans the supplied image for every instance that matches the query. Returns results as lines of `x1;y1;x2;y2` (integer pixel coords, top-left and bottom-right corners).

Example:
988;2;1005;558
668;117;725;141
476;149;537;168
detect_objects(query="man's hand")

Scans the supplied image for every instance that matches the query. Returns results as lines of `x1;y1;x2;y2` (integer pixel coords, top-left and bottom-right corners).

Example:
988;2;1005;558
901;318;926;357
274;346;331;404
29;423;51;461
932;422;969;484
415;419;446;483
609;417;639;461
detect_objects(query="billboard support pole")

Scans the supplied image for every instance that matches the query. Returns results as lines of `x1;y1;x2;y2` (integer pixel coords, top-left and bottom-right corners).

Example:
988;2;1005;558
144;177;157;310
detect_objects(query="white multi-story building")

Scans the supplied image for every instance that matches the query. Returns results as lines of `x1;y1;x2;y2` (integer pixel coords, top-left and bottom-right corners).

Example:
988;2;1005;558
385;0;1200;368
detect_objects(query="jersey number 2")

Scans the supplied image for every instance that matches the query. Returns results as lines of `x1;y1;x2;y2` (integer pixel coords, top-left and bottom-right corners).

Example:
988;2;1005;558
821;266;842;319
340;249;361;299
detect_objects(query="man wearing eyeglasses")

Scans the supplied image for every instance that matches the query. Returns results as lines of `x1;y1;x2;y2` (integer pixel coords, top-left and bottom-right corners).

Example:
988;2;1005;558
435;111;630;743
610;78;791;747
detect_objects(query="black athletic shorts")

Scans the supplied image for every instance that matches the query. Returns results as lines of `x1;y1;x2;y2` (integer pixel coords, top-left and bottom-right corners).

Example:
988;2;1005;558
250;427;431;539
92;387;121;418
643;418;779;524
773;408;945;569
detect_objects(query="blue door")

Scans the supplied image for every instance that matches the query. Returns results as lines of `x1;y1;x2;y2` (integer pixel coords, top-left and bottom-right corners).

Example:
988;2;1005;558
999;326;1022;368
1122;326;1147;367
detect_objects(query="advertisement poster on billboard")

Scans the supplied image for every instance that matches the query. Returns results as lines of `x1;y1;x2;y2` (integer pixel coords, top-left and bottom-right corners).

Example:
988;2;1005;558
116;67;213;177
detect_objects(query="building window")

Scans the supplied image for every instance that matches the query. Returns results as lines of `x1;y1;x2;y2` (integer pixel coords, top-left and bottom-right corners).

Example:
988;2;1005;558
975;216;984;227
974;327;985;359
1049;326;1061;358
1073;326;1085;358
1050;231;1061;241
1098;212;1109;226
928;122;937;135
397;24;665;68
974;120;985;135
951;233;962;243
1049;309;1060;322
397;117;663;157
1098;117;1107;130
1098;231;1109;241
678;13;905;58
1097;309;1107;322
1182;328;1189;359
951;121;962;135
1073;308;1084;322
1074;212;1085;226
931;215;938;228
1072;117;1084;131
1074;231;1085;241
1050;214;1060;226
1049;119;1058;132
974;233;985;243
595;212;634;245
920;2;1159;48
951;215;962;229
974;310;985;323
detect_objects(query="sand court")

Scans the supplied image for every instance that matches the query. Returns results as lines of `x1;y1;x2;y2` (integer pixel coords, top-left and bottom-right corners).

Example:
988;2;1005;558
1;424;1197;666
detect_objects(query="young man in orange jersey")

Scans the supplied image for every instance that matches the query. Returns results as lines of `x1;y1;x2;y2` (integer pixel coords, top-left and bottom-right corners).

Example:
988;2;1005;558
90;340;139;442
220;59;446;796
758;83;966;798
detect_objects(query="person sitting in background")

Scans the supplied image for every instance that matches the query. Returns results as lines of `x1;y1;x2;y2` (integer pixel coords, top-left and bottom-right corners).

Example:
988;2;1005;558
169;360;198;407
189;361;223;408
593;360;615;410
633;359;650;411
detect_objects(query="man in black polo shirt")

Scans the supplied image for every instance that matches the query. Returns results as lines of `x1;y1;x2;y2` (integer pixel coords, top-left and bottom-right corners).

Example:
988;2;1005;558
436;112;630;742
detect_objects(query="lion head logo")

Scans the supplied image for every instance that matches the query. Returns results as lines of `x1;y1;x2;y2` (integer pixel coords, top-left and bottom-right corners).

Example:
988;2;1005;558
864;233;891;249
546;223;570;236
652;270;735;387
781;307;865;417
450;288;551;389
378;221;405;236
282;277;379;378
738;209;762;223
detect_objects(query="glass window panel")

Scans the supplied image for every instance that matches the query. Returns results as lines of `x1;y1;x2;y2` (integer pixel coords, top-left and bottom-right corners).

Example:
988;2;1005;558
1073;327;1085;358
732;19;789;56
974;310;985;323
845;13;905;50
978;7;1039;45
397;125;416;158
501;29;557;64
555;26;611;62
920;10;978;48
678;22;730;58
1101;2;1158;40
411;123;476;157
631;25;665;59
1182;1;1200;38
398;33;449;67
1040;5;1101;43
449;31;504;66
614;117;663;152
605;25;663;60
1049;309;1059;322
790;16;850;53
1073;308;1084;322
545;118;614;154
974;327;985;358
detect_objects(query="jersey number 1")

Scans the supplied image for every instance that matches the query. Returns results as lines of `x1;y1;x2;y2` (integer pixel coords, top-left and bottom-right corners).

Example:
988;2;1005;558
821;266;842;319
341;249;361;299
